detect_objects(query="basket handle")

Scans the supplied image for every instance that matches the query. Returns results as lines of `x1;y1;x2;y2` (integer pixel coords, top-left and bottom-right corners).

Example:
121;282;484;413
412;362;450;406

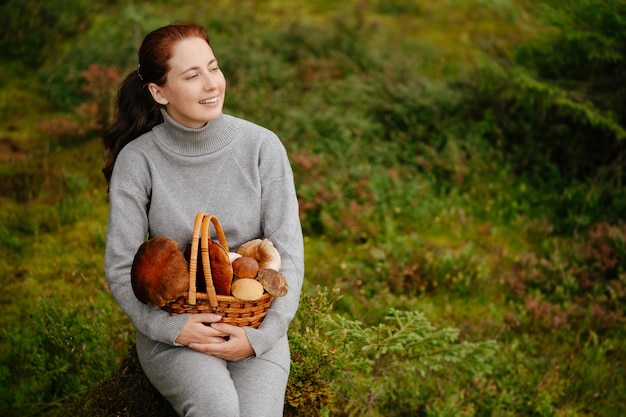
188;212;230;307
188;212;205;305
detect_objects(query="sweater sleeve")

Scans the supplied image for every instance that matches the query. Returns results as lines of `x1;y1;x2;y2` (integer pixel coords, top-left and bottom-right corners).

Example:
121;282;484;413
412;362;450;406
104;148;189;345
242;136;305;357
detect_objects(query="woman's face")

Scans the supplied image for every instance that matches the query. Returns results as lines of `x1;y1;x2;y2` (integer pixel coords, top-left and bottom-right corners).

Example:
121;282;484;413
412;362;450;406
148;37;226;128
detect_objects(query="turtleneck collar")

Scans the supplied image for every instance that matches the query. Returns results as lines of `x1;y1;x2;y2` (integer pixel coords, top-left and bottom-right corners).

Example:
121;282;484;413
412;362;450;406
153;109;238;156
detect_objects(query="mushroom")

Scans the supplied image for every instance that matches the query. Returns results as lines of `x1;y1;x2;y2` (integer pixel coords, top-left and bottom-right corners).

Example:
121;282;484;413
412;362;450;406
256;268;289;297
184;238;233;296
236;239;262;258
236;238;282;271
232;256;260;279
231;278;265;301
131;236;189;306
228;252;242;263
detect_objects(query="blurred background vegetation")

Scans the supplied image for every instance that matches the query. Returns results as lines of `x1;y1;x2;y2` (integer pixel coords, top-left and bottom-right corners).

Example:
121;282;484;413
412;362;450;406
0;0;625;416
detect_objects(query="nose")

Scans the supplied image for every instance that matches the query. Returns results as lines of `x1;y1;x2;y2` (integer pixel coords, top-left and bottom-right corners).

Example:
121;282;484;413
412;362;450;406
203;72;218;90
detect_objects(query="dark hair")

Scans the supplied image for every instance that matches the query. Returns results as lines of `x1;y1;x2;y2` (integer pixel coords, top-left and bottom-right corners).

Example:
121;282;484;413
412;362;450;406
101;23;210;183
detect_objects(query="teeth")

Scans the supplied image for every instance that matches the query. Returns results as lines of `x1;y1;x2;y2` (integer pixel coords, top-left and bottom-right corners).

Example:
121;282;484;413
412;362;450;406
200;97;218;104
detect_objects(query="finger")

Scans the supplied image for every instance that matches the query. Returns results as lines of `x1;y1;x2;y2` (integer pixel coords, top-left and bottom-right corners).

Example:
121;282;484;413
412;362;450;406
190;343;237;361
188;340;228;353
210;322;241;335
195;342;252;361
187;313;222;324
205;325;229;338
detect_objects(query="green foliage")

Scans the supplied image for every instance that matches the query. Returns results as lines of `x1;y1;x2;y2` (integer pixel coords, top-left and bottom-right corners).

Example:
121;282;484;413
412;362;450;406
286;286;344;416
0;0;103;65
518;0;626;115
286;286;497;416
0;294;131;416
33;2;185;109
326;308;497;416
454;0;626;233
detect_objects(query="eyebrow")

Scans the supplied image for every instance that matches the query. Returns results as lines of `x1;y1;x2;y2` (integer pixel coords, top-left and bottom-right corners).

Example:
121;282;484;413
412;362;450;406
179;59;218;76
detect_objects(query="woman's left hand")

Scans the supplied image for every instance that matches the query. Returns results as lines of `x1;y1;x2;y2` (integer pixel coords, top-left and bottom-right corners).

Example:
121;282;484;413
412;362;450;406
188;323;254;361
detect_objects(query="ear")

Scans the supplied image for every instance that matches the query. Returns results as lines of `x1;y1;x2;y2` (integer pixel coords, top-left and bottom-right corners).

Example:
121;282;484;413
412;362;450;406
148;83;169;105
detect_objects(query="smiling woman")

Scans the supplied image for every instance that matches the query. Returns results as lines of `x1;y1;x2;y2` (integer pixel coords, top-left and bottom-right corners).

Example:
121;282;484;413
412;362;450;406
100;23;304;417
147;38;226;128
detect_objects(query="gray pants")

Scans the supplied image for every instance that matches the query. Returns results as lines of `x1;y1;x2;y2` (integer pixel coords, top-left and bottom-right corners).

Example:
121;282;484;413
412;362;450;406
136;332;289;417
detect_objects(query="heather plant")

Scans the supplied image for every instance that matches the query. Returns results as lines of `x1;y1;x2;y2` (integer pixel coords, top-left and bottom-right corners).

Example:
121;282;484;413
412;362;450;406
505;222;626;337
35;65;121;145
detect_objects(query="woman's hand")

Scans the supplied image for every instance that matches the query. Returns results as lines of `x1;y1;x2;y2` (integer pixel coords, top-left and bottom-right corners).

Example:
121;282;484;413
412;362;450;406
188;322;255;361
175;313;227;346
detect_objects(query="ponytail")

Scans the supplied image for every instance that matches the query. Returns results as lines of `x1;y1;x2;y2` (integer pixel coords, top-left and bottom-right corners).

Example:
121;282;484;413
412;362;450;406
101;71;163;184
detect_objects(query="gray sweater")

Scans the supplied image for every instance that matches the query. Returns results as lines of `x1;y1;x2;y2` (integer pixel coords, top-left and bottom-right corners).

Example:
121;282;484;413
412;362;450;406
104;110;304;361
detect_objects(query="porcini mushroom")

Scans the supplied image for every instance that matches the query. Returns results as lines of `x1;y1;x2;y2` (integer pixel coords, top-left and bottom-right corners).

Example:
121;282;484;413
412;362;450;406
257;268;289;297
236;238;282;271
232;256;260;279
131;236;189;306
231;278;265;301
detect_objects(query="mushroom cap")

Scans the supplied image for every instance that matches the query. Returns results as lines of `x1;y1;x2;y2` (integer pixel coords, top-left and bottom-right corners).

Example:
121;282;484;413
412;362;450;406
236;238;281;271
131;236;189;306
257;268;289;297
231;278;265;301
232;256;260;279
228;252;242;263
236;239;263;258
258;239;281;271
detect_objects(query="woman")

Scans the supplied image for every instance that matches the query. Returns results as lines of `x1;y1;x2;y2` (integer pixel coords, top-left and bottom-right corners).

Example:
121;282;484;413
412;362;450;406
102;23;304;417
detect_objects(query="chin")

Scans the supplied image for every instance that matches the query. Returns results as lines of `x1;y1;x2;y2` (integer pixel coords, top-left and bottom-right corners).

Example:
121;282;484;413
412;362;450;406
205;108;223;121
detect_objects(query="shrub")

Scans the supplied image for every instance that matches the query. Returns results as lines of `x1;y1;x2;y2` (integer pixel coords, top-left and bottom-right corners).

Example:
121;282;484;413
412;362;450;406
326;307;497;415
0;0;101;65
453;0;626;232
287;286;497;416
35;64;121;144
505;222;626;338
0;294;131;416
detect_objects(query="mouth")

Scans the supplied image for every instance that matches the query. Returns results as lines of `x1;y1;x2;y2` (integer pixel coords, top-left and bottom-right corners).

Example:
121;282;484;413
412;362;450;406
199;97;219;104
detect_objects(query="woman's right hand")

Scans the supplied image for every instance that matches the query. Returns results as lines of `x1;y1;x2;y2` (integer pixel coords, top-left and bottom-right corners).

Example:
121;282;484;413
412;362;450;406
175;313;228;346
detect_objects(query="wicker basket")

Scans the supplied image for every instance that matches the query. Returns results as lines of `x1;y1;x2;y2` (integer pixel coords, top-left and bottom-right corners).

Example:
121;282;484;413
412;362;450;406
163;212;274;328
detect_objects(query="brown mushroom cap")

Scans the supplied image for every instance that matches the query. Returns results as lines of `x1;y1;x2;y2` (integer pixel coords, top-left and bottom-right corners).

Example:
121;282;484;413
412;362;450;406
232;256;260;279
131;236;189;306
257;268;289;297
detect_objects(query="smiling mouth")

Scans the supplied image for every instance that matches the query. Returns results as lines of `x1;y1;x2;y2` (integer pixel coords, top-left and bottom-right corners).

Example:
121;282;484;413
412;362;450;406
200;97;218;104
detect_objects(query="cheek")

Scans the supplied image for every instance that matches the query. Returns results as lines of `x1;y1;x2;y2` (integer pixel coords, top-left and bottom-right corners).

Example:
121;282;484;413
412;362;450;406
172;85;196;103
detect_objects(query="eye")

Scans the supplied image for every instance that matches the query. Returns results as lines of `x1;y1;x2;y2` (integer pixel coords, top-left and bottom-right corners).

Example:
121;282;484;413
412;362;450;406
186;73;199;80
210;66;220;72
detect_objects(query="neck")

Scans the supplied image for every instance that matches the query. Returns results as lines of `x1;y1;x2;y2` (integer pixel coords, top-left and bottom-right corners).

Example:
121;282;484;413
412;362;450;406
156;109;237;155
